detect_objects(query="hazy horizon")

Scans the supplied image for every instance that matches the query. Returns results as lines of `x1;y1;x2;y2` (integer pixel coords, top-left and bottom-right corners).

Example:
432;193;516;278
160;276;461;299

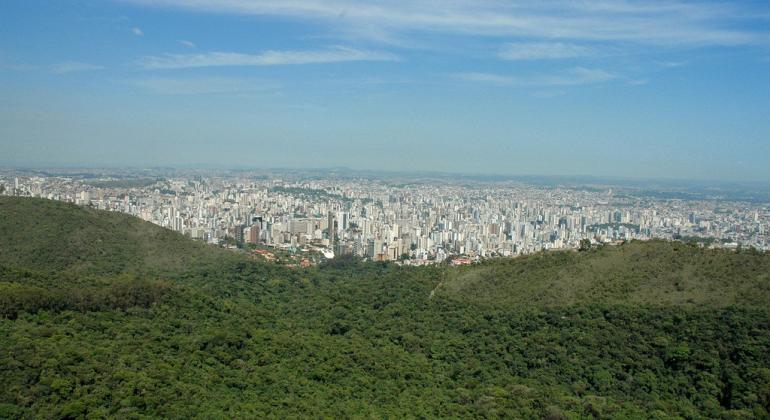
5;163;770;190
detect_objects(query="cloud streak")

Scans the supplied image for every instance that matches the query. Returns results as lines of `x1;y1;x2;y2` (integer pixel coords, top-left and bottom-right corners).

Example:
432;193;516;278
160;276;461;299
456;67;616;87
51;61;105;74
498;42;594;60
122;0;768;47
129;77;279;95
138;46;398;69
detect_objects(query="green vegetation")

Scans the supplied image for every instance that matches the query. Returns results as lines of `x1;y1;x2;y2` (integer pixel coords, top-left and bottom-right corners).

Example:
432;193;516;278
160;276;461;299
1;197;769;418
0;197;233;278
0;276;171;320
676;235;732;247
441;240;770;308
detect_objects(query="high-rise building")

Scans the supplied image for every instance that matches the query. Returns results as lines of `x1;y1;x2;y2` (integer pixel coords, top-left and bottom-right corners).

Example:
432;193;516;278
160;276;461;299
174;218;184;232
336;211;349;232
234;224;246;243
327;211;335;239
387;242;400;260
367;239;385;258
247;225;260;244
289;219;306;235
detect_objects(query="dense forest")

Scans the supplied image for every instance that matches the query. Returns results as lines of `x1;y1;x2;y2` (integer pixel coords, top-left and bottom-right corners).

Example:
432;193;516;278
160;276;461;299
1;197;769;418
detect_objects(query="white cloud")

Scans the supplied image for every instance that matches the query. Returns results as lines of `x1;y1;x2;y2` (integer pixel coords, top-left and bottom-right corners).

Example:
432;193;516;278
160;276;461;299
456;67;616;87
138;46;398;69
121;0;767;46
532;90;567;98
129;77;279;95
545;67;616;85
657;61;687;68
179;40;196;48
456;72;517;85
498;42;593;60
132;27;144;36
51;61;105;74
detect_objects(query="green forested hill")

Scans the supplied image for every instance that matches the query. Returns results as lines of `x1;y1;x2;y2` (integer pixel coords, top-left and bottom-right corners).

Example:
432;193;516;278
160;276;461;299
441;240;770;308
1;197;769;419
0;197;234;277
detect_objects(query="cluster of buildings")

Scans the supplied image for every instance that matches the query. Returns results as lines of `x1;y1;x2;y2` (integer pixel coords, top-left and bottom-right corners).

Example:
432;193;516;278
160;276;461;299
2;171;768;265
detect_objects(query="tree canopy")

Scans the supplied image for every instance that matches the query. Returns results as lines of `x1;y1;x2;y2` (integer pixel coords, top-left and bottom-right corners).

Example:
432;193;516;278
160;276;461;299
1;197;769;418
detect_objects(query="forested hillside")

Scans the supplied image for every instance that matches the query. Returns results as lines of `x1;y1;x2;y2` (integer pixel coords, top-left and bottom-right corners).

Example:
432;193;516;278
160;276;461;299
441;240;770;308
1;197;769;418
0;197;234;277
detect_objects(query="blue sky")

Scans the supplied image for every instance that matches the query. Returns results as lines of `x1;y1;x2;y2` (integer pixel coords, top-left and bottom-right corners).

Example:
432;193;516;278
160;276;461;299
1;0;769;180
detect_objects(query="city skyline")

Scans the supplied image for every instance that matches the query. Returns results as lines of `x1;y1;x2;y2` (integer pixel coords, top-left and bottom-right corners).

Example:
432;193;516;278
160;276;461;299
3;169;768;263
2;1;770;180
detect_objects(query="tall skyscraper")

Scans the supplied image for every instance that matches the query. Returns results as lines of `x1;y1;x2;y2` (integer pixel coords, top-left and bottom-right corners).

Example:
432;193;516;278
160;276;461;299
234;225;246;244
336;211;349;232
247;225;260;244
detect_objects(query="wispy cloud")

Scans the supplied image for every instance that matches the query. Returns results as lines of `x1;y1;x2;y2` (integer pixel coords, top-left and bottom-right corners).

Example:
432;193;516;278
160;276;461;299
51;61;105;74
129;77;279;95
498;42;593;61
457;72;518;85
138;46;398;69
132;27;144;36
122;0;768;46
456;67;616;87
657;61;687;68
1;59;105;74
179;40;196;48
532;90;567;98
549;67;616;85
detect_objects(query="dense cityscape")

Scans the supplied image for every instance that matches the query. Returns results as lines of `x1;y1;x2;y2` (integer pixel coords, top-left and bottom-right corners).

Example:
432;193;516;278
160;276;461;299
2;169;767;265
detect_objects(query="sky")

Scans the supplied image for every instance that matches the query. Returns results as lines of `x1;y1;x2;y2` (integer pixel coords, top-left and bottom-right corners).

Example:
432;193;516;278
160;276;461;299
1;0;769;181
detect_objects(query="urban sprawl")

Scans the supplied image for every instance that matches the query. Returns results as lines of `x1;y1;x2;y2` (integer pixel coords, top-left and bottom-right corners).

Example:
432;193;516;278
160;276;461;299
2;171;767;266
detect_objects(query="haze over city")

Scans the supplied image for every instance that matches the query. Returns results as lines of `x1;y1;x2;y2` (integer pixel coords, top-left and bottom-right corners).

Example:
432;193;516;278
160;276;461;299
2;0;770;180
